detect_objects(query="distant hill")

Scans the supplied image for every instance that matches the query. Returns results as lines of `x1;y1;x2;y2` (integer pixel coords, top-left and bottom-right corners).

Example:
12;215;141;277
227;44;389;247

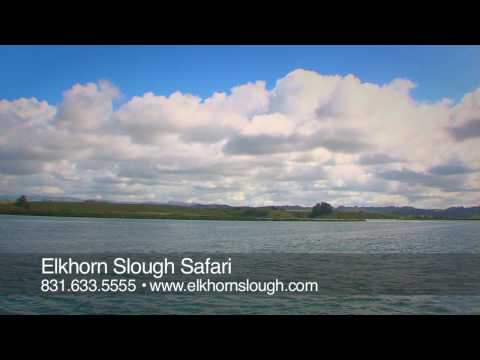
1;194;479;219
0;194;80;202
167;201;232;208
272;205;310;211
336;205;480;219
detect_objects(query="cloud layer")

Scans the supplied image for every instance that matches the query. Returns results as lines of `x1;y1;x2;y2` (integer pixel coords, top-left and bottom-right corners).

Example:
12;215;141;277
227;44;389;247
1;69;479;207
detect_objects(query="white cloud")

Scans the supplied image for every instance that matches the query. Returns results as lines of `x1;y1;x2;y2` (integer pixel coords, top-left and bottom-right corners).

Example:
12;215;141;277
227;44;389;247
57;80;119;130
1;69;480;207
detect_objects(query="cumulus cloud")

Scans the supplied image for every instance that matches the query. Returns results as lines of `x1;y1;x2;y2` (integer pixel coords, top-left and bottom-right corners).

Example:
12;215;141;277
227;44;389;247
1;69;480;207
57;80;119;130
448;89;480;141
429;161;476;176
358;153;403;166
449;119;480;141
377;169;467;192
224;128;369;155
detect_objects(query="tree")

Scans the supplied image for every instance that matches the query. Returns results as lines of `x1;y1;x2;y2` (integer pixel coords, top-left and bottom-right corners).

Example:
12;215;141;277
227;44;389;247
311;202;333;217
15;195;30;210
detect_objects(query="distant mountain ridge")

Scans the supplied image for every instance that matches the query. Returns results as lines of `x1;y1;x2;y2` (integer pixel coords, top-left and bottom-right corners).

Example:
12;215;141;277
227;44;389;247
166;201;232;208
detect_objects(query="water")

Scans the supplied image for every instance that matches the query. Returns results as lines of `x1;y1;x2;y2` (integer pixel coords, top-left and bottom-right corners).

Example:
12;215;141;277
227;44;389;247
1;214;479;314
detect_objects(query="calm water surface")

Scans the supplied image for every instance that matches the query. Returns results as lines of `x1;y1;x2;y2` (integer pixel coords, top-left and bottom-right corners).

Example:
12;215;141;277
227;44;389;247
1;215;479;314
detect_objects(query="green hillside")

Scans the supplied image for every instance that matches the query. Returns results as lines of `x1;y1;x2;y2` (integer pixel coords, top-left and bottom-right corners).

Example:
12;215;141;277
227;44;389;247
0;200;347;221
0;200;475;221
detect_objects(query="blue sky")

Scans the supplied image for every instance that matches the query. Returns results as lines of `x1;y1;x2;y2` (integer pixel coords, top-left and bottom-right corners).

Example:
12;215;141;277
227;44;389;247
1;45;479;104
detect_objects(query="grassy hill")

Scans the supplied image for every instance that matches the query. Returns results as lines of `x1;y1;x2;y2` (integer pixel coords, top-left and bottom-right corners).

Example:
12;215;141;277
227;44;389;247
0;200;477;221
0;201;311;221
0;200;352;221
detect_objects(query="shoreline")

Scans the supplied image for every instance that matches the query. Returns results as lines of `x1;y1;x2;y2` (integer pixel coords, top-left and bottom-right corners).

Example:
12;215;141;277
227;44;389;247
0;212;366;222
1;211;479;222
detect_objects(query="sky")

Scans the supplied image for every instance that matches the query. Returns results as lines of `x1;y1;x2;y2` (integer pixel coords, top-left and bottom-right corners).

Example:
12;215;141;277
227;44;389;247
1;45;480;207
